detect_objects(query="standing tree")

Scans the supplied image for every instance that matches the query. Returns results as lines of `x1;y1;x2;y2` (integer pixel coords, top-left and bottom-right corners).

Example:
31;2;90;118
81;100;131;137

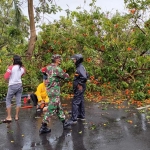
12;0;62;58
26;0;36;57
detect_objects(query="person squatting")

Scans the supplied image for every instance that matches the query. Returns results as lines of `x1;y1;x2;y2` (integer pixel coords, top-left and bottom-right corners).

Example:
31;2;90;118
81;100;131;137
2;53;88;135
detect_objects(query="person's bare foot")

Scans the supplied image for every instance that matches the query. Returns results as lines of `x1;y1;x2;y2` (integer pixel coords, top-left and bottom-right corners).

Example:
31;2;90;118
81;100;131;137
15;115;19;121
6;117;12;120
43;106;48;112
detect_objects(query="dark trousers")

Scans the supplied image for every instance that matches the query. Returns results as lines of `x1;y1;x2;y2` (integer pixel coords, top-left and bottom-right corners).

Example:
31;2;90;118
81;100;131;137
30;93;38;106
71;84;86;121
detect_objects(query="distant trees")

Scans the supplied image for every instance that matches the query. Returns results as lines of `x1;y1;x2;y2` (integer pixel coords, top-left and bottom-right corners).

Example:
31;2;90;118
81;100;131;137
12;0;61;58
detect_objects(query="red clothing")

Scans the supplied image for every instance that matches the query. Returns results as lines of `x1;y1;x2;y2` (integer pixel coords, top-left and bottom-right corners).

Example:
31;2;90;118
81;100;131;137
4;65;26;86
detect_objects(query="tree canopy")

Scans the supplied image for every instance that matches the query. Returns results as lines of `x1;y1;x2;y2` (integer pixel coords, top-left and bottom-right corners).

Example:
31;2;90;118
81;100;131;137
0;0;149;101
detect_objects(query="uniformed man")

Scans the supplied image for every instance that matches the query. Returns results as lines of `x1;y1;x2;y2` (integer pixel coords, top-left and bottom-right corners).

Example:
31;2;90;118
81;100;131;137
39;54;71;134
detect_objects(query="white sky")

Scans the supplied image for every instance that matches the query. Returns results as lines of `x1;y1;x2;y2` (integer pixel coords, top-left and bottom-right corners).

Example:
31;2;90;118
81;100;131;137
21;0;128;32
22;0;127;22
54;0;126;12
51;0;127;20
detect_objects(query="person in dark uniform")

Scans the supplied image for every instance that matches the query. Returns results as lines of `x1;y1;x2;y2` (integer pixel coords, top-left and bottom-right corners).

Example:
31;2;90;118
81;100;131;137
69;54;88;124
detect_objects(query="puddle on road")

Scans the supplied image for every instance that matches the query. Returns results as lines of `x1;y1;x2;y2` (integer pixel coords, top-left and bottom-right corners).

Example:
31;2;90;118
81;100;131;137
1;100;150;150
22;132;72;149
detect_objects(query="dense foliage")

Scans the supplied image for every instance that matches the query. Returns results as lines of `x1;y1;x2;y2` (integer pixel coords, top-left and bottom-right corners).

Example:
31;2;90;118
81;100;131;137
0;0;149;101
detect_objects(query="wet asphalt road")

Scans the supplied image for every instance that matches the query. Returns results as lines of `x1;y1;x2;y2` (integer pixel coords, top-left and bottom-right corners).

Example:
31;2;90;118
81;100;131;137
0;99;150;150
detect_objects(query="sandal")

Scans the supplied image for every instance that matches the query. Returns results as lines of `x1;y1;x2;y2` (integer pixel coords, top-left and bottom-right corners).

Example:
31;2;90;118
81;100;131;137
36;108;42;113
2;119;12;123
14;117;19;121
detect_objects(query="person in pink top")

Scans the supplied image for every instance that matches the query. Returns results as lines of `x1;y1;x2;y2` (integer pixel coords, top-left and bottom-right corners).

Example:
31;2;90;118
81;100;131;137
2;55;26;123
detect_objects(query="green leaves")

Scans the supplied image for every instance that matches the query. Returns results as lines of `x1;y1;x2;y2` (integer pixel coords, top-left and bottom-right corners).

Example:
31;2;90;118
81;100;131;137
0;0;149;101
133;92;146;101
90;123;97;130
13;0;22;27
35;2;150;99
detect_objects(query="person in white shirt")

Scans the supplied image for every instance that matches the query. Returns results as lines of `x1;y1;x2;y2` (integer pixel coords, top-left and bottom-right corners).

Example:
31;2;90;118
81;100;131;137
2;55;26;123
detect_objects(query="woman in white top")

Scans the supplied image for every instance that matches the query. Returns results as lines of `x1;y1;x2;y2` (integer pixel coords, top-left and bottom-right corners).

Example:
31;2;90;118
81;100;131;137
2;55;26;123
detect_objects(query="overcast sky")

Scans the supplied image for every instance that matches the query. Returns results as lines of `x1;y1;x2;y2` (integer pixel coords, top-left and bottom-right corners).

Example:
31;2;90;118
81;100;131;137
52;0;126;20
54;0;126;12
22;0;127;21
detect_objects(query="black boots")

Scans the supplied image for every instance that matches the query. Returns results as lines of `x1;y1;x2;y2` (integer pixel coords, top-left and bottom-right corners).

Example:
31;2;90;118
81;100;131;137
62;120;71;130
39;123;51;134
39;120;70;134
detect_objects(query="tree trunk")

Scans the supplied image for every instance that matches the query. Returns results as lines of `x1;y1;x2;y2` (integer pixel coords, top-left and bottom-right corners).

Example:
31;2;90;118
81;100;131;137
26;0;37;58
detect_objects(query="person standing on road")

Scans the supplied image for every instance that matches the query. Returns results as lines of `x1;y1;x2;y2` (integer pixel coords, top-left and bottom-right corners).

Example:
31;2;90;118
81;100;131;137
39;54;71;134
2;55;26;123
69;54;88;124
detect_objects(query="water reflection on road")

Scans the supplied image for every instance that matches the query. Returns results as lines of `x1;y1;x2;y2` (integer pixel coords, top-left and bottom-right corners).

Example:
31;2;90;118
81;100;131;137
0;101;150;150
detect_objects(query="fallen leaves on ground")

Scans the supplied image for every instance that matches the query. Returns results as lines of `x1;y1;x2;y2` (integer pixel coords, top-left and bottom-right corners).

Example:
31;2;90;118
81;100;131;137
7;130;14;133
90;123;97;130
127;120;133;124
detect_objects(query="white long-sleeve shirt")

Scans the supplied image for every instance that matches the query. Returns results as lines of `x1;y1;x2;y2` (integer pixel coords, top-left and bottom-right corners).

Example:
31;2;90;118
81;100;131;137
4;65;26;86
